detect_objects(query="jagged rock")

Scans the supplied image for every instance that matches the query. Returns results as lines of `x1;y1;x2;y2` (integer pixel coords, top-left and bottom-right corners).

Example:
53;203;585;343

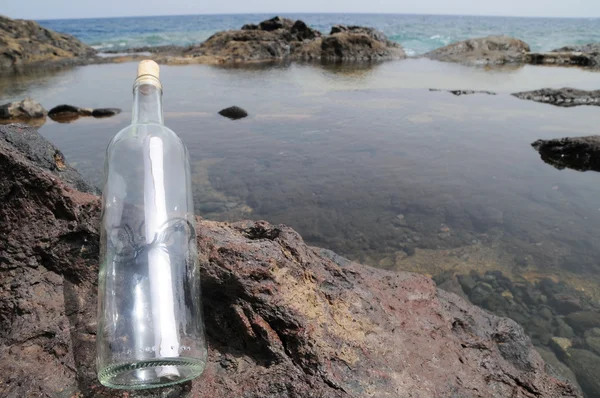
532;135;600;172
0;98;46;120
0;126;581;397
241;23;259;31
0;15;95;71
430;88;497;96
218;106;248;120
185;17;405;63
259;16;294;32
513;88;600;107
425;35;530;65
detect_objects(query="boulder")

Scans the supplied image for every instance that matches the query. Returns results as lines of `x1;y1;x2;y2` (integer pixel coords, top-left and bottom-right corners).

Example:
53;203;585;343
550;337;573;361
425;35;530;65
536;346;582;394
317;30;406;61
513;88;600;107
259;16;294;32
532;135;600;173
565;349;600;398
290;20;321;41
552;43;600;53
566;311;600;334
0;15;96;71
241;23;259;31
526;52;599;68
0;125;580;397
0;98;46;120
218;106;248;120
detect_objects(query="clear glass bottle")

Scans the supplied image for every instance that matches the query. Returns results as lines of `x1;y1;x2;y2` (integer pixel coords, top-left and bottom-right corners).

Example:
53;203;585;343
97;60;207;389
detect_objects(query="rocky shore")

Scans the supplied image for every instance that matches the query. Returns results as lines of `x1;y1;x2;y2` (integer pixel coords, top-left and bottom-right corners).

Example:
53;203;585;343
0;122;582;397
1;15;599;71
532;135;600;172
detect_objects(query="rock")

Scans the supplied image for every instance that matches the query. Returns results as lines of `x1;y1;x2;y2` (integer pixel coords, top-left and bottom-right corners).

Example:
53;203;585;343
513;88;600;107
290;20;321;41
457;274;477;294
330;25;388;43
555;317;576;339
552;43;600;53
429;88;497;96
218;106;248;120
550;337;573;361
48;105;121;122
536;346;582;394
91;108;121;118
566;311;600;334
565;349;600;398
586;335;600;356
425;35;530;65
0;127;581;397
0;98;47;120
258;16;294;32
186;17;405;63
241;23;259;31
0;15;95;71
532;135;600;173
0;123;98;194
316;26;406;61
527;52;600;68
436;275;469;300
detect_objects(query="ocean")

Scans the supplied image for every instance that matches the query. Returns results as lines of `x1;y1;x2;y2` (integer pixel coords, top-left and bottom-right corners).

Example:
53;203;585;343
38;13;600;56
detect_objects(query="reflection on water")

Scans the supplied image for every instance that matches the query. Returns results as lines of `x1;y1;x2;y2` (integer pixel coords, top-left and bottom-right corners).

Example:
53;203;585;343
2;59;600;395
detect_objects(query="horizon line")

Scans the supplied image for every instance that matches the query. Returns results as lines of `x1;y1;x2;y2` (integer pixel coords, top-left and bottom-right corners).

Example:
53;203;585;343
33;11;600;22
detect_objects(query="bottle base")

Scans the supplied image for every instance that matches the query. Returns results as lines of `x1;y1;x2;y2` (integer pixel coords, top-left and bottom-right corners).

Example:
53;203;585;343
98;358;206;389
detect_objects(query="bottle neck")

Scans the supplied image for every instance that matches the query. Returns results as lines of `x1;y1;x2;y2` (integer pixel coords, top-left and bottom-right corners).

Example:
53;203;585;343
132;77;164;125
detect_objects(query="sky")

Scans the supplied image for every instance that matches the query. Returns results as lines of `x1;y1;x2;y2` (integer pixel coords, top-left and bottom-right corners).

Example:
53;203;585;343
3;0;599;20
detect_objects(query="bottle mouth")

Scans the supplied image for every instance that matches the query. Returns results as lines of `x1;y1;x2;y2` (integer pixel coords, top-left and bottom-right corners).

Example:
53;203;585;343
133;75;162;93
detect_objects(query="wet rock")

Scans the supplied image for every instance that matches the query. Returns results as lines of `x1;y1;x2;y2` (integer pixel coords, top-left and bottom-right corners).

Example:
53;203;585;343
565;349;600;398
457;274;477;295
585;334;600;356
425;36;530;65
91;108;121;118
0;123;98;194
0;127;581;397
526;52;600;68
550;337;573;361
0;98;47;120
436;275;469;300
532;135;600;173
241;23;259;30
429;88;497;96
536;346;582;394
552;43;600;53
513;88;600;107
527;316;552;346
566;311;600;334
555;317;576;339
0;15;96;72
218;106;248;120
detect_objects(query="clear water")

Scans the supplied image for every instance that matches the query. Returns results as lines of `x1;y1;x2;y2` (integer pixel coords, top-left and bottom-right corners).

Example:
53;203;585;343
37;13;600;56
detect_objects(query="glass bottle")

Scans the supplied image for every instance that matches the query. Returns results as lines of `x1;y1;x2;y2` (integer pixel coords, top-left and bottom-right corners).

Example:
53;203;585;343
97;60;207;389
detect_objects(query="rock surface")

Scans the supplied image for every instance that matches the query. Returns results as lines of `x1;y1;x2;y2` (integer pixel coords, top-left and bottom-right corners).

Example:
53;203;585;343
512;88;600;107
526;52;600;68
218;106;249;120
0;124;580;397
424;35;530;65
532;135;600;172
0;98;46;120
0;15;96;71
185;16;405;63
48;104;121;122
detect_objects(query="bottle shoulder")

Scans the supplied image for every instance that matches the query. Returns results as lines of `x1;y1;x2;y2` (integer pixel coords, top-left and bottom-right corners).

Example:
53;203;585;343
108;123;184;151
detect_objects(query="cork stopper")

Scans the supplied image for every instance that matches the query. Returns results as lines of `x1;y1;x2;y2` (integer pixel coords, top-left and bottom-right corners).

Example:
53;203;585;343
137;60;160;79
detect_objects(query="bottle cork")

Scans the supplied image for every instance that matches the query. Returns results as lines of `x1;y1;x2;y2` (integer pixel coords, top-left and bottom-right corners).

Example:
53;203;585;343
137;60;160;79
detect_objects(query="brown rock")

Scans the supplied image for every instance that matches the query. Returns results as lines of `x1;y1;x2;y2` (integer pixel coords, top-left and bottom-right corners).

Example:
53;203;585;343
0;15;95;72
0;98;46;120
425;35;530;65
0;125;580;397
